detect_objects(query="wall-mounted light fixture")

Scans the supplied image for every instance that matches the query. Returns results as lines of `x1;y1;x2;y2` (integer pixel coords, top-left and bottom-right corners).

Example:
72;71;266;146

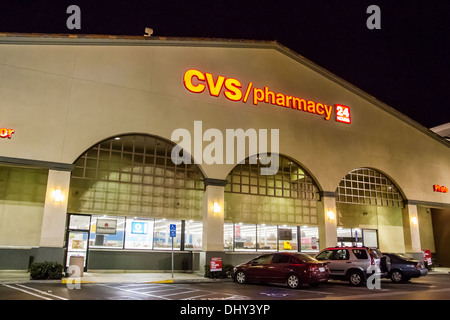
213;202;221;214
327;210;335;221
51;189;64;202
411;216;418;225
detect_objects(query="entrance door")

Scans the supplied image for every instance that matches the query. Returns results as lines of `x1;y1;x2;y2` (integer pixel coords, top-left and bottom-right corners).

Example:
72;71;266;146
65;214;91;272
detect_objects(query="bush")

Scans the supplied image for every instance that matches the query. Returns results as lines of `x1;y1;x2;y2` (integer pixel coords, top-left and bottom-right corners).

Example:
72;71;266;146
29;261;64;280
204;263;234;279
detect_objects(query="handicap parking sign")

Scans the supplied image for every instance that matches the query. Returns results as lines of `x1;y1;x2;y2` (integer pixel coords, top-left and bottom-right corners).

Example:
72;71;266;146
170;224;176;237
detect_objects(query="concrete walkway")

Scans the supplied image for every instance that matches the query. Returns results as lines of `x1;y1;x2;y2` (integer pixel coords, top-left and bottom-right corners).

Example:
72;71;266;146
0;271;231;284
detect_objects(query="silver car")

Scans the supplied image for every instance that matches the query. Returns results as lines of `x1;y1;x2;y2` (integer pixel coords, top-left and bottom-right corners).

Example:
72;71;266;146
315;246;390;286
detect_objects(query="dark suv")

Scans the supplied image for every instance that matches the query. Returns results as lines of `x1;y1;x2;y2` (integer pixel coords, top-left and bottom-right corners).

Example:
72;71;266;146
315;246;390;286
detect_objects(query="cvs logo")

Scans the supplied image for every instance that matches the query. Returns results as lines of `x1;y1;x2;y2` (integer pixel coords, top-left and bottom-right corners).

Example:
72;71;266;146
183;69;243;101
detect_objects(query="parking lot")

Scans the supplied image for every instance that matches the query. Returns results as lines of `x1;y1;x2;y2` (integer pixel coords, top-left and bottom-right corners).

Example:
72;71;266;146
1;274;449;301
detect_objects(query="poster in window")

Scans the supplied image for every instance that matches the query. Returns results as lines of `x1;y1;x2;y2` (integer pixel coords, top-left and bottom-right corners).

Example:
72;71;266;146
96;219;117;234
278;228;292;241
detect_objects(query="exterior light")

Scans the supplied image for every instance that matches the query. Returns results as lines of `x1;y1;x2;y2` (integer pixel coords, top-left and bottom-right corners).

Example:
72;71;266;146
51;189;64;202
411;216;418;225
327;210;335;221
213;202;221;213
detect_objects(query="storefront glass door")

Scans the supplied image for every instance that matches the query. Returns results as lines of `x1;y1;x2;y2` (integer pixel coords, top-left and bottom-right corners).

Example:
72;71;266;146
66;214;91;271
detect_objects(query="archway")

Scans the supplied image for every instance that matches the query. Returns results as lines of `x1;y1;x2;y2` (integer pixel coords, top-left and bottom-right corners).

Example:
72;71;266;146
223;153;321;253
335;167;405;252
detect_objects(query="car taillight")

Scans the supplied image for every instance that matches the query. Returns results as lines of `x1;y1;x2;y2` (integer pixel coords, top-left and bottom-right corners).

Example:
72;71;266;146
369;253;375;265
309;265;319;272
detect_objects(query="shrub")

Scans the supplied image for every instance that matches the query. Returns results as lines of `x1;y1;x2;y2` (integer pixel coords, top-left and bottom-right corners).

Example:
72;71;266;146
29;261;64;280
204;263;234;279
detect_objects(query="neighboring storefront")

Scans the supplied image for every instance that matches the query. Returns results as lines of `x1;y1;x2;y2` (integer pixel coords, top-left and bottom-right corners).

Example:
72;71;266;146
0;33;449;271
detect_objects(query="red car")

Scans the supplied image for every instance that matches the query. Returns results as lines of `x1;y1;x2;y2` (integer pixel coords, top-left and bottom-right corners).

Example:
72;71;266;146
233;252;330;289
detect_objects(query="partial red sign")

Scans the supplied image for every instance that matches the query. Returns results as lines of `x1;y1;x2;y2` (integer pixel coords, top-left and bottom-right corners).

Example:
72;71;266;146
210;257;223;272
422;249;432;266
0;128;14;139
433;184;448;193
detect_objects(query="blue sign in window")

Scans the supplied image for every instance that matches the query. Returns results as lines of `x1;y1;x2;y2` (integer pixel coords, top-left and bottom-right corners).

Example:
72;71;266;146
131;222;148;234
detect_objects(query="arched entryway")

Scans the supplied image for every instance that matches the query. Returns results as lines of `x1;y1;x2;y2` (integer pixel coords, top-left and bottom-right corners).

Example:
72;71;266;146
65;134;205;271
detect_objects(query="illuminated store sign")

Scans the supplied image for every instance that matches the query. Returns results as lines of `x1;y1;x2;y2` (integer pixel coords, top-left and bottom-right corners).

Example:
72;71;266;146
0;128;15;139
183;69;351;123
433;184;448;193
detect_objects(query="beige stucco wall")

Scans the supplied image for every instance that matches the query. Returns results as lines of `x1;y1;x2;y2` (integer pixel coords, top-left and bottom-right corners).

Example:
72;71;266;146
0;36;449;207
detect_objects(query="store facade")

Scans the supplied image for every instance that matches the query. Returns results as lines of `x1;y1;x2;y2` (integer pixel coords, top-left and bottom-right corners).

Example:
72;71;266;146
0;34;449;271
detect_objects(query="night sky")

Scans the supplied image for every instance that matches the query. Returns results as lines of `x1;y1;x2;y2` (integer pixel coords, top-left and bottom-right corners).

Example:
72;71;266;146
0;0;449;129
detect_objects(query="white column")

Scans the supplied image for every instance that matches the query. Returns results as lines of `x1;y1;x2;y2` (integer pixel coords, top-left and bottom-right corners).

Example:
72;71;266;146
39;170;71;248
202;184;225;252
320;195;338;249
405;204;421;253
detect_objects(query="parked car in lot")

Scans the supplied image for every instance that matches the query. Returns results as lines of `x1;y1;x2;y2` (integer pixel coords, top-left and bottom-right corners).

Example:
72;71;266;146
233;252;330;289
315;246;391;286
382;253;428;283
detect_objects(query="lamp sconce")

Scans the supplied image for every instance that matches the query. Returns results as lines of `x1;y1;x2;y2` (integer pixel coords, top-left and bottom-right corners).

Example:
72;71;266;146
51;189;64;203
327;210;335;221
213;202;221;214
411;216;418;225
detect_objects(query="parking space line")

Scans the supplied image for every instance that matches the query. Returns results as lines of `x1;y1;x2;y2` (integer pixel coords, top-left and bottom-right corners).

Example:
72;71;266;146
3;284;68;300
183;292;217;300
15;284;68;300
3;284;52;300
143;287;184;293
100;284;172;300
160;290;197;297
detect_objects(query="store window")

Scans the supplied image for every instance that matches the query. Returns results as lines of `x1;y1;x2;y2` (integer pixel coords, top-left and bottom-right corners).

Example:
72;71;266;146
234;223;256;251
223;223;318;252
89;215;125;249
363;229;378;247
124;218;154;250
184;220;203;250
224;223;234;251
300;226;319;252
278;225;298;252
257;225;278;251
337;228;378;247
153;219;181;250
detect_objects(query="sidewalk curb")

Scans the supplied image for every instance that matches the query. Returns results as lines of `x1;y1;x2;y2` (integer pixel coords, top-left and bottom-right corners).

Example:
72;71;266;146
60;277;233;285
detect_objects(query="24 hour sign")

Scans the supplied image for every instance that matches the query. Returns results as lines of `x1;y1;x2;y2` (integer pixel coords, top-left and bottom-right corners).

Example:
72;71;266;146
183;69;351;124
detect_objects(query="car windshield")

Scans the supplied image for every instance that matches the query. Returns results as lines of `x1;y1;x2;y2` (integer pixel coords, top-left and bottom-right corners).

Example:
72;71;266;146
294;253;318;262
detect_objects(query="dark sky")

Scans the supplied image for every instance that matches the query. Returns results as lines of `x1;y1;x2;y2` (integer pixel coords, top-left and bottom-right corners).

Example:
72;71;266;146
0;0;449;129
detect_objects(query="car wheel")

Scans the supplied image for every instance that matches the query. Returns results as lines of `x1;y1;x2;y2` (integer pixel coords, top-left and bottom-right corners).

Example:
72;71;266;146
390;270;404;283
348;270;365;286
287;274;301;289
235;271;247;284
